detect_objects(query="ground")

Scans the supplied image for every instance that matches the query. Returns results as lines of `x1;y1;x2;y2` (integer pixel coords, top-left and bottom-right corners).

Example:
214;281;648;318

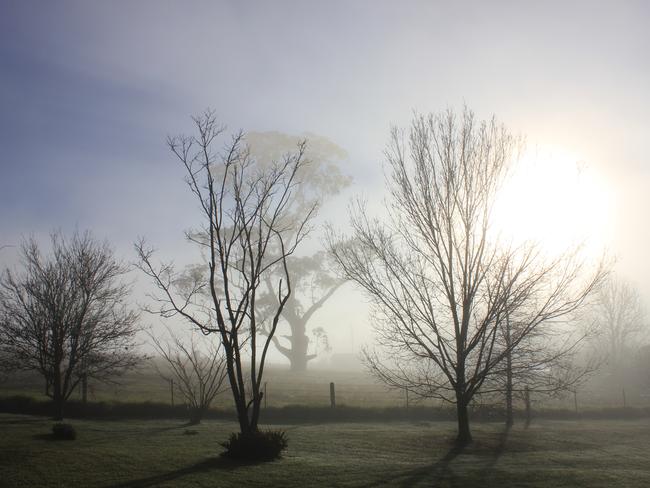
0;414;648;487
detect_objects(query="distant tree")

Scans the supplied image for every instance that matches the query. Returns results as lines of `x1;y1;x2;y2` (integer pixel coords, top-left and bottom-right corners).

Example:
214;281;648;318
0;231;141;419
592;278;647;374
328;108;606;445
150;327;228;424
258;252;343;371
246;132;350;371
136;111;315;445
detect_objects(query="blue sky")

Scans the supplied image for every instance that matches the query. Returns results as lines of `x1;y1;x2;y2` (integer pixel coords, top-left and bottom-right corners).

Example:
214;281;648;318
1;1;649;354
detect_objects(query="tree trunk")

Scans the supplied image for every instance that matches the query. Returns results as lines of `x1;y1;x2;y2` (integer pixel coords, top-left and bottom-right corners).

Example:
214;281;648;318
287;326;310;372
289;344;309;372
505;313;513;427
250;391;262;432
81;373;88;404
189;406;203;425
505;349;513;427
524;386;531;428
455;397;472;445
52;368;65;420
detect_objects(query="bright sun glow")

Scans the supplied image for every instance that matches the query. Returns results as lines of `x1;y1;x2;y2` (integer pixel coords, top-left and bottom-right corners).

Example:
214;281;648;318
491;145;614;258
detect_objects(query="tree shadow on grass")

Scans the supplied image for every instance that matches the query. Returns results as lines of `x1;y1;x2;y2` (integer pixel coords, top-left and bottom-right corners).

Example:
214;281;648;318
357;443;464;488
359;427;511;488
105;456;261;488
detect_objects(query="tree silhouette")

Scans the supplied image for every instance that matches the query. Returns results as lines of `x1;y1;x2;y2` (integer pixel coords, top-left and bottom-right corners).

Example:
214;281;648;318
329;107;606;444
0;231;141;419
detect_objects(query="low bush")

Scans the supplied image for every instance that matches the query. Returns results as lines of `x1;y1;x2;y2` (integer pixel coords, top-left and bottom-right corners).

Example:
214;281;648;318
52;423;76;440
220;429;288;462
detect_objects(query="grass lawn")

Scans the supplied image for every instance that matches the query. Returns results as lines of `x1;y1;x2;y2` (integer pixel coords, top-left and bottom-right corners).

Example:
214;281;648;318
0;414;649;487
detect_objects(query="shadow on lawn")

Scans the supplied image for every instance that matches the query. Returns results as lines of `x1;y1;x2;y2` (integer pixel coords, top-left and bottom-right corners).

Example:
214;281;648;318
359;427;511;488
105;456;255;488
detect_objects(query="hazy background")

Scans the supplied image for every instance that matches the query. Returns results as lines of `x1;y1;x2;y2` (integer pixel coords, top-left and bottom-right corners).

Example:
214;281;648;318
1;0;648;364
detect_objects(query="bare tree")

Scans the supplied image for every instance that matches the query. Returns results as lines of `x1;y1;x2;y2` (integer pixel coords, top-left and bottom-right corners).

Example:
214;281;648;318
492;312;596;427
136;110;315;438
150;327;228;424
328;108;606;445
592;278;647;374
0;231;141;419
258;252;343;371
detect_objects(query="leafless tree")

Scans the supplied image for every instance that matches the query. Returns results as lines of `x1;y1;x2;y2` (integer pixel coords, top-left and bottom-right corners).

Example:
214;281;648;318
328;108;606;445
0;231;141;419
491;312;596;426
136;110;315;436
150;327;228;424
592;278;647;372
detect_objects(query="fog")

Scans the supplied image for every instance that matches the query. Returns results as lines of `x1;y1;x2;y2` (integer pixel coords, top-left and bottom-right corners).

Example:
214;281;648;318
2;1;648;367
1;1;649;484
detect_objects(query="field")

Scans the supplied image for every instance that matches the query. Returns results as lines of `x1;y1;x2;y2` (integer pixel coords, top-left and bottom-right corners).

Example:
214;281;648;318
1;414;649;487
3;362;646;412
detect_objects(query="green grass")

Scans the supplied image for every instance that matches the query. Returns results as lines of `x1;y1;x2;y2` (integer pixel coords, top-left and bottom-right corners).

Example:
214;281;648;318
1;414;649;487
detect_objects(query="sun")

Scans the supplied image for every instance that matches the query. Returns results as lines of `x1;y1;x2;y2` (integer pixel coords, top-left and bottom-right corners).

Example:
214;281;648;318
491;145;614;257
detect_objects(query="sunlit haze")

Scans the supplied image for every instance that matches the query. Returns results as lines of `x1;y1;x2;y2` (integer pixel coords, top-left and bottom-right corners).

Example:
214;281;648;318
492;145;616;258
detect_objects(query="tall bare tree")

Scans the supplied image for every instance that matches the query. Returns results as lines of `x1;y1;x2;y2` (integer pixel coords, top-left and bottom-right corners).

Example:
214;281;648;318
150;327;228;424
328;108;606;444
136;111;315;437
0;231;141;419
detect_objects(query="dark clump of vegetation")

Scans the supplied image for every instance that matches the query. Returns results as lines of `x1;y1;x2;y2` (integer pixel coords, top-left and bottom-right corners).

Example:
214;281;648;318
220;430;288;462
51;422;76;440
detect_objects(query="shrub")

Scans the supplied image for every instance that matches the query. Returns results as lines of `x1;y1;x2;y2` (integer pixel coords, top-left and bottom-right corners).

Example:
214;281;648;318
220;430;288;462
52;423;76;440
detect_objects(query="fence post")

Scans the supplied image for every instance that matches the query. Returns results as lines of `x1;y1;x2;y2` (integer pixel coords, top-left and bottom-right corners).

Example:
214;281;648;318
405;388;409;409
264;382;267;409
573;389;578;414
622;388;627;408
330;382;336;408
170;379;175;407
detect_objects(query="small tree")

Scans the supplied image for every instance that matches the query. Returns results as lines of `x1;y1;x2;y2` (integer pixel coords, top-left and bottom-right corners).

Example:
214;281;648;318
492;311;596;426
0;231;140;419
136;111;315;445
150;328;228;424
328;108;606;444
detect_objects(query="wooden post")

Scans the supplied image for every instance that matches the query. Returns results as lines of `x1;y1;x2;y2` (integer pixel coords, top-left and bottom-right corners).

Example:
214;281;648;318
405;388;409;409
573;389;578;414
264;382;267;409
622;388;627;408
330;382;336;408
170;379;175;407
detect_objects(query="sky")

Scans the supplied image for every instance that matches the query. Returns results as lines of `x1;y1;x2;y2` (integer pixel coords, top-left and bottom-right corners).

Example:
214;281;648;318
1;0;649;362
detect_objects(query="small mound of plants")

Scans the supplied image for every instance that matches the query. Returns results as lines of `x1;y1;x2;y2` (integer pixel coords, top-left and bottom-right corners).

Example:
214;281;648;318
220;429;288;461
52;423;77;440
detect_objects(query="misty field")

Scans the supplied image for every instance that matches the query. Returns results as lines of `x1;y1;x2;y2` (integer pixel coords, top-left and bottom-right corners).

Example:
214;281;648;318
1;414;649;488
